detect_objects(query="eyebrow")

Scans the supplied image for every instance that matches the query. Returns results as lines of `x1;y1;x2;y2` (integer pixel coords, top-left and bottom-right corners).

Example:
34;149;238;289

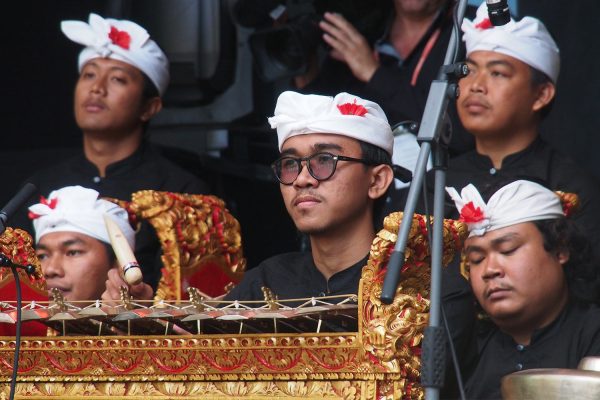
37;238;87;251
465;57;516;71
464;232;520;253
82;61;136;77
280;142;344;156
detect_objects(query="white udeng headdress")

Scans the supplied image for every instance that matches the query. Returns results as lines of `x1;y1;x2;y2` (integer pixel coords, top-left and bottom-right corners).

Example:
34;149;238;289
268;91;394;156
446;180;565;237
462;3;560;83
61;13;170;96
29;185;135;249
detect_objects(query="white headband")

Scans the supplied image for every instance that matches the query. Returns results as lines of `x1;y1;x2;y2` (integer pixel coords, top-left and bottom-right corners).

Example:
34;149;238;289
462;3;560;83
61;13;170;96
268;91;394;156
446;180;565;237
29;185;135;249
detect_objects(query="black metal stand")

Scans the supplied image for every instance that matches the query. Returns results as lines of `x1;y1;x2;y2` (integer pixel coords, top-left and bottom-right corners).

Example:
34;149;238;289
0;255;37;400
379;1;470;399
0;182;38;400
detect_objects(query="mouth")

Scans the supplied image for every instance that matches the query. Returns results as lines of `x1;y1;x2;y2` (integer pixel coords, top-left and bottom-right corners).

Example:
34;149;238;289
82;100;106;112
462;97;489;113
293;194;322;208
485;286;511;300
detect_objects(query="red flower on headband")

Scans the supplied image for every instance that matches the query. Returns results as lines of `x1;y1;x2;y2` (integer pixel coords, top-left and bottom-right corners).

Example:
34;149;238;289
337;99;368;117
459;201;485;223
475;18;493;30
28;196;58;220
109;26;131;50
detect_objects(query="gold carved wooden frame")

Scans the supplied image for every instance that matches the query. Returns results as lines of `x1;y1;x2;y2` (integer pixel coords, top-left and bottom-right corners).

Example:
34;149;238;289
0;212;466;399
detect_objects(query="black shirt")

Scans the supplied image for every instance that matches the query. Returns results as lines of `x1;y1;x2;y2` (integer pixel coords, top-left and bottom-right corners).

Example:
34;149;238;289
224;252;367;304
303;1;476;156
440;137;600;254
225;250;476;398
465;301;600;400
14;141;209;290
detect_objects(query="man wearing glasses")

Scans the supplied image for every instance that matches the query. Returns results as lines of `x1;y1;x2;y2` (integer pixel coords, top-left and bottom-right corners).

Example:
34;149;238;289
224;91;395;302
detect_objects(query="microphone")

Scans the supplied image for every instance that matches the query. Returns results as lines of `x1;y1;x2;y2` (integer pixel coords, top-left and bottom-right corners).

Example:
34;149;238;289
0;183;37;233
486;0;511;26
0;253;40;278
392;165;413;183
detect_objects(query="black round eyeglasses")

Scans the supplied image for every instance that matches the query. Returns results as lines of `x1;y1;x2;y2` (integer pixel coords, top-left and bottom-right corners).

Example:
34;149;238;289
271;152;376;185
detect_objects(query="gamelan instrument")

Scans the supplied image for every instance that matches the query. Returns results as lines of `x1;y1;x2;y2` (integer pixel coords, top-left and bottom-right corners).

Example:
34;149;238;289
1;193;468;399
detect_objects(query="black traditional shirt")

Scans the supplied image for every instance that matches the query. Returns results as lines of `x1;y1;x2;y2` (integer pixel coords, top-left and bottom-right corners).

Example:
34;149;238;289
465;302;600;400
440;137;600;253
225;251;476;397
224;252;367;303
14;141;209;290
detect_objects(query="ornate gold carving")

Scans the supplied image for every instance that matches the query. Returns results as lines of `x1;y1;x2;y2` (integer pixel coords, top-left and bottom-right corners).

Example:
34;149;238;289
2;380;380;398
0;227;44;293
107;191;246;302
0;211;470;399
360;212;468;399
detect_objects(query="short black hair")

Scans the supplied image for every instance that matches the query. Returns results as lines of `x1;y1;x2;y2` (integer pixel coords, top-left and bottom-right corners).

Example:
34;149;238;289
140;72;160;133
142;72;160;100
102;242;118;265
534;218;600;305
358;140;393;227
529;66;554;120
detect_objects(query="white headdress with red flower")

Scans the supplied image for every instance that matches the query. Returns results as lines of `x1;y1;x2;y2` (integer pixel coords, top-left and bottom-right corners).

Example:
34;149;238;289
446;180;565;237
268;91;393;155
28;185;135;249
61;13;169;96
462;3;560;83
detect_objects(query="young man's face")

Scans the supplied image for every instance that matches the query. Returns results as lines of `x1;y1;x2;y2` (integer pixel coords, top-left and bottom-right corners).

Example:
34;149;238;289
465;222;568;331
37;231;115;304
457;50;553;138
74;57;150;136
278;133;377;237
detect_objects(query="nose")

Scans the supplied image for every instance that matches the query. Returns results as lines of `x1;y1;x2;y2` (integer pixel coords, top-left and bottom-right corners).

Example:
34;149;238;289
480;254;504;281
468;71;486;94
41;254;65;280
293;160;319;188
90;76;107;95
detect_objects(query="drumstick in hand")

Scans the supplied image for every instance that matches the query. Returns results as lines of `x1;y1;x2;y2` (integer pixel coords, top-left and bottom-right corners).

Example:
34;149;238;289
103;214;143;285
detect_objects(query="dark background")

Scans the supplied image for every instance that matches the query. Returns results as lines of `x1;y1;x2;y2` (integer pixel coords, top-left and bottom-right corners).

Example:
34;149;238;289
1;0;599;268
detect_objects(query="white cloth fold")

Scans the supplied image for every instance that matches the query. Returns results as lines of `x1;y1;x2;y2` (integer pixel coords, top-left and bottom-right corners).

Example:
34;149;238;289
462;3;560;83
61;13;169;96
268;91;394;155
446;180;564;237
29;185;135;248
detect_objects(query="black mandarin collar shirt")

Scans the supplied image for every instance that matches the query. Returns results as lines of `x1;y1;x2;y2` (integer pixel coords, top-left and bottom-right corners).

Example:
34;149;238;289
224;252;368;304
465;301;600;400
15;141;208;290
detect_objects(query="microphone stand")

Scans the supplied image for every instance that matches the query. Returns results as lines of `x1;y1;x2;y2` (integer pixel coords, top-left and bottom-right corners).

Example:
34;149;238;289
1;256;37;400
5;258;23;400
379;1;469;399
0;182;38;400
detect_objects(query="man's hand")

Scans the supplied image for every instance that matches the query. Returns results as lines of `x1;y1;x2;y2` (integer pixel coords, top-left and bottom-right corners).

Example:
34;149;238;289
319;12;379;82
101;267;153;306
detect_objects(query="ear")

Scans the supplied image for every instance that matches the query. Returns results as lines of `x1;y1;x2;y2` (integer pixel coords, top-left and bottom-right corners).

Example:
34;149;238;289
367;164;394;201
532;82;556;112
140;97;163;122
557;248;570;266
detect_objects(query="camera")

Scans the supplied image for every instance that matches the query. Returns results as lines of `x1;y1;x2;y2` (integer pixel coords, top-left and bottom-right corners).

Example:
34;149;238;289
233;0;390;82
